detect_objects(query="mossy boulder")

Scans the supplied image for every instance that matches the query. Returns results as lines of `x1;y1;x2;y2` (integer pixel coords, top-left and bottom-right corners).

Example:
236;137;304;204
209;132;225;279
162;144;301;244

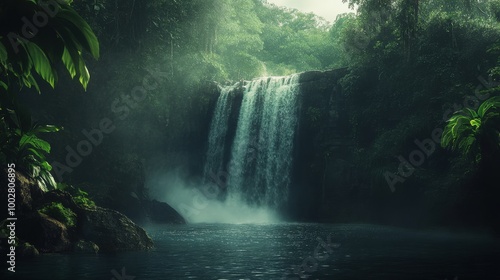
0;170;154;254
18;242;40;258
73;240;99;254
17;212;72;253
146;199;185;224
80;206;154;252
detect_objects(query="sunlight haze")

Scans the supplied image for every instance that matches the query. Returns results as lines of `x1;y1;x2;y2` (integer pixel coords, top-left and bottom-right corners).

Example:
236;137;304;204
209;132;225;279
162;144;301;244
265;0;354;22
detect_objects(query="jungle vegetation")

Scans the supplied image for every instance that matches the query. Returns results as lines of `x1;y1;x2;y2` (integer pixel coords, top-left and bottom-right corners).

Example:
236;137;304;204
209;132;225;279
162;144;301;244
1;0;499;228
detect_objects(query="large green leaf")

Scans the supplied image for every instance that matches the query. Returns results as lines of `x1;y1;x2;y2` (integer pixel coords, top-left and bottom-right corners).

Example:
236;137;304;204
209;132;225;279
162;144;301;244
56;9;100;59
27;147;46;162
57;26;85;83
24;41;56;88
442;94;500;162
451;118;466;137
464;108;478;118
39;169;57;190
1;1;99;93
19;134;51;153
40;161;52;172
478;96;500;117
61;47;77;78
78;56;91;90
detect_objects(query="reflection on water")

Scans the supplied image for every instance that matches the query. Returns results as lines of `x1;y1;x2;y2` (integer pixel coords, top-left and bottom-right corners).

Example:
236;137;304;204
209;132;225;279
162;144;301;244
4;224;500;280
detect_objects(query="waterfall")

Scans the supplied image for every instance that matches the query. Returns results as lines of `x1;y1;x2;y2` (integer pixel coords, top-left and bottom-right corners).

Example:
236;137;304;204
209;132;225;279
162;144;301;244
203;85;235;183
204;75;300;209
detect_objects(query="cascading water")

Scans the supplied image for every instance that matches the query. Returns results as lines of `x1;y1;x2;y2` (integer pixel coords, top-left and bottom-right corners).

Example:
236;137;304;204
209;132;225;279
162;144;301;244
203;85;235;183
204;74;300;210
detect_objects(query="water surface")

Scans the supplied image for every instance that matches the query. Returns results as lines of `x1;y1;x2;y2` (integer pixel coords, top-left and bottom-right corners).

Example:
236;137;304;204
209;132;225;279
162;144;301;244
5;223;500;279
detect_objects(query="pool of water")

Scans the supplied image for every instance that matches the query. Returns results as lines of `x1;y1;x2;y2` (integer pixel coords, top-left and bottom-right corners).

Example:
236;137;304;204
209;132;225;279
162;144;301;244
4;223;500;279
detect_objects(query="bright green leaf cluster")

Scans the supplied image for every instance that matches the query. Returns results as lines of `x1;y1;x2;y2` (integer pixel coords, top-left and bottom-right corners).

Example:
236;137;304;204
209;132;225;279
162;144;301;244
0;104;61;191
38;202;77;228
57;183;96;209
441;96;500;162
0;0;99;92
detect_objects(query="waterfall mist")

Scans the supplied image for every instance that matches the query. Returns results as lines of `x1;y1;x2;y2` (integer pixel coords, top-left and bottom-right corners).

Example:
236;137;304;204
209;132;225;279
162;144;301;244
146;169;281;224
147;74;301;224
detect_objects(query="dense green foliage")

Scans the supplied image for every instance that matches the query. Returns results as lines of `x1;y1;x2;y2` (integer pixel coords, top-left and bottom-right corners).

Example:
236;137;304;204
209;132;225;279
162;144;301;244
34;0;345;204
72;0;337;81
4;0;500;229
338;0;500;168
58;183;96;208
329;0;500;228
39;202;77;227
0;103;60;190
441;96;500;163
0;0;99;91
0;0;99;191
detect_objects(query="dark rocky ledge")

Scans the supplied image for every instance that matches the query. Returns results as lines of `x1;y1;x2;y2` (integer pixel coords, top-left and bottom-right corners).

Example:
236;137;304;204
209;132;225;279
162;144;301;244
0;170;154;256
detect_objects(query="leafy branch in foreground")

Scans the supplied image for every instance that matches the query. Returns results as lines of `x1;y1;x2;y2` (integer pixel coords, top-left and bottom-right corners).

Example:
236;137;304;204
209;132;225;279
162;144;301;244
0;0;100;92
441;96;500;164
0;102;61;191
57;183;96;209
0;0;99;191
39;202;77;228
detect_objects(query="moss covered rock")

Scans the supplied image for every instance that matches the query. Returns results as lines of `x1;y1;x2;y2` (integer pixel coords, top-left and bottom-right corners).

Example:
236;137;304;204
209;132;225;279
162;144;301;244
73;240;99;254
80;206;154;252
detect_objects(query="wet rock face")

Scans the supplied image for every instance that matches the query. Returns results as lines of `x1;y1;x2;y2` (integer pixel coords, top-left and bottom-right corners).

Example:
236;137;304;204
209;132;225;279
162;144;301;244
146;199;186;224
18;213;72;253
18;242;40;258
0;170;45;220
73;240;99;254
80;207;154;252
1;170;154;254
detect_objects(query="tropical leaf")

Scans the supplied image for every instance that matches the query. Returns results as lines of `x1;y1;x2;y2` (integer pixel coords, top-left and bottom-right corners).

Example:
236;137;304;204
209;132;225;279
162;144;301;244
464;108;478;118
2;109;59;192
56;9;100;59
19;134;51;153
40;161;52;172
37;177;48;191
24;41;56;88
478;96;500;117
0;0;92;192
61;47;77;78
78;56;91;90
39;170;57;191
0;0;99;91
27;147;46;162
58;28;85;82
442;96;500;163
